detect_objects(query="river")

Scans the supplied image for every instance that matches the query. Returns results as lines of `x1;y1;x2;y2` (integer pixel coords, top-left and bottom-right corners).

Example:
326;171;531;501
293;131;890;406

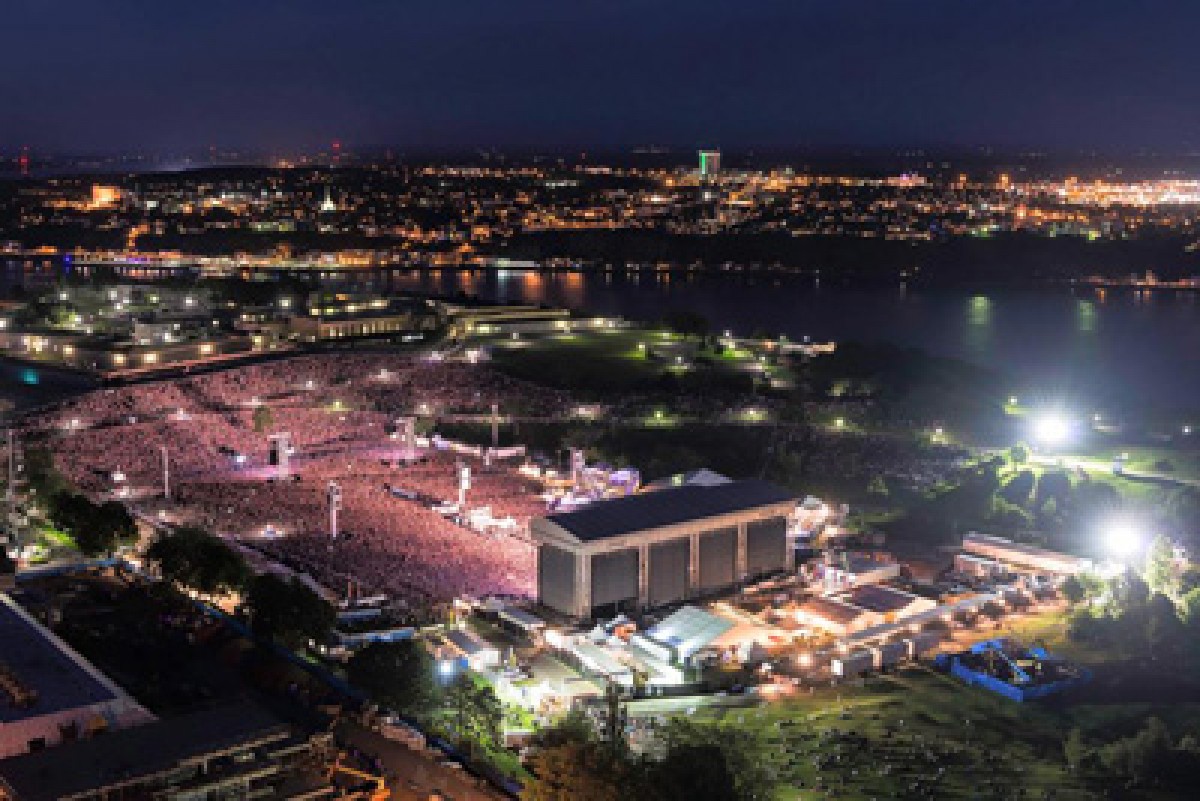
386;269;1200;412
3;265;1199;414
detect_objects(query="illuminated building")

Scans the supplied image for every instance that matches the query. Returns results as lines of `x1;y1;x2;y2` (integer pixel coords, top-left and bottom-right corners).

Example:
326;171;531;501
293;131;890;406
698;149;721;178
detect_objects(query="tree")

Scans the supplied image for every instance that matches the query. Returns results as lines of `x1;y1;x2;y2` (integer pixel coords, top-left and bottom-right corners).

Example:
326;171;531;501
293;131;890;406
523;739;632;801
445;673;503;759
1145;593;1185;659
601;681;628;758
252;404;274;434
652;717;771;801
867;475;889;498
1144;534;1178;597
649;743;739;801
999;470;1035;505
1178;565;1200;597
145;526;248;597
1180;588;1200;628
1060;574;1086;606
1064;727;1088;773
244;573;334;648
524;712;638;801
346;640;440;719
47;493;137;556
1008;444;1029;465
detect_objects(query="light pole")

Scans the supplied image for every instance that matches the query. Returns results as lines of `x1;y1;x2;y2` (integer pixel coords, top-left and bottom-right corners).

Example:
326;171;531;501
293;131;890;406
328;481;341;540
5;429;17;550
161;445;170;501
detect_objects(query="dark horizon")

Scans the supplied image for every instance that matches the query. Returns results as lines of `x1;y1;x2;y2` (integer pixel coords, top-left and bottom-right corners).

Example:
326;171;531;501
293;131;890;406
5;0;1200;155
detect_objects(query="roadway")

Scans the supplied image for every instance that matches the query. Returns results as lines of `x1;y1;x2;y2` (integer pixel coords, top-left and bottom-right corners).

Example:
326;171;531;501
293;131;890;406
1030;453;1200;489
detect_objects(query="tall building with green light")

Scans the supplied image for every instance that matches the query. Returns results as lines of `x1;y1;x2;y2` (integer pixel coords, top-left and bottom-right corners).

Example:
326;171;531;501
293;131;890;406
698;149;721;178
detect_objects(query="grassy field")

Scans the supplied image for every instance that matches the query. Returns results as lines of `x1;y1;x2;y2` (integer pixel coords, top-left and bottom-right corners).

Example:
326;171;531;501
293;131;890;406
700;665;1092;800
483;328;787;398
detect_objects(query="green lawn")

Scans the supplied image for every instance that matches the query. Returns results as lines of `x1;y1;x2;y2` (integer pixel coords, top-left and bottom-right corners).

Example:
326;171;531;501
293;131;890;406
698;665;1092;800
485;328;773;398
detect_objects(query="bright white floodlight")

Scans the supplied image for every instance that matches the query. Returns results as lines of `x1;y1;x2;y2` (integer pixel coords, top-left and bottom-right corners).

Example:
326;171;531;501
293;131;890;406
1104;520;1141;558
1033;413;1070;446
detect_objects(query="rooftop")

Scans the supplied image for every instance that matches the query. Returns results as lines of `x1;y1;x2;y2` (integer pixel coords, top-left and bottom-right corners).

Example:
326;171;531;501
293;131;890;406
797;596;868;626
841;584;920;615
645;605;736;659
0;703;291;801
542;479;795;543
0;594;118;725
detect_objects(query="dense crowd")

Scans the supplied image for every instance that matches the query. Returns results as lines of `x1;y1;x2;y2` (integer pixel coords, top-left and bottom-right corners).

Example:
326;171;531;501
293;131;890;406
35;354;570;604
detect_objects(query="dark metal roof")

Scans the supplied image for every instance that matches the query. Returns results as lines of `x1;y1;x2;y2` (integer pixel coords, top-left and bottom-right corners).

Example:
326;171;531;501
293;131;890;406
0;703;291;801
0;595;116;724
544;479;796;543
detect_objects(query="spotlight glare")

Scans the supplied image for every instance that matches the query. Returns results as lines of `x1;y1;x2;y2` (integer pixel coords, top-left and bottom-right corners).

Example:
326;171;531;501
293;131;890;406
1104;520;1141;558
1033;413;1070;446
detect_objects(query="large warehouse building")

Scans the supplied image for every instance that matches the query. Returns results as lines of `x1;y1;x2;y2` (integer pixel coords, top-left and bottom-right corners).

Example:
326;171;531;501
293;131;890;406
532;479;798;618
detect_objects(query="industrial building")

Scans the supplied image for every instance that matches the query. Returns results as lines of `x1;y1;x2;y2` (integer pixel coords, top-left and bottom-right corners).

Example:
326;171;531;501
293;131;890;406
0;703;316;801
532;479;798;618
962;533;1091;576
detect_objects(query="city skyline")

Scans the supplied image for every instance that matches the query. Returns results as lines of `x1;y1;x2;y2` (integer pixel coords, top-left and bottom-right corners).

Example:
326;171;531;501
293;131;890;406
4;0;1200;154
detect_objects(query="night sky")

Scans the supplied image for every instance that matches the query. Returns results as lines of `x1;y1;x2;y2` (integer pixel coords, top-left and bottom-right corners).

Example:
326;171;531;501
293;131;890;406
4;0;1199;153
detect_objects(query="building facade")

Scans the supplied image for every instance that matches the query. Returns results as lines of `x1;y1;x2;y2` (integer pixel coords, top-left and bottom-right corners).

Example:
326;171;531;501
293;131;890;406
532;480;797;618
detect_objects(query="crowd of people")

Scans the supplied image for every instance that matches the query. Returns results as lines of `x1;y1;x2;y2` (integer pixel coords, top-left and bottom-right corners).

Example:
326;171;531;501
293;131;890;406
33;353;573;605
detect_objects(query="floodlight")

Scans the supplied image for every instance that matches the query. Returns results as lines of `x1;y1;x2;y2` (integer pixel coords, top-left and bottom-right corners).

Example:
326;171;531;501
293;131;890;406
1033;413;1070;446
1104;520;1141;558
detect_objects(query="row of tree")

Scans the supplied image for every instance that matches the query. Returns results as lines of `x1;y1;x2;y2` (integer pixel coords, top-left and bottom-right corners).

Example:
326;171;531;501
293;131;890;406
145;526;334;649
45;491;138;556
1062;541;1200;662
1065;717;1200;789
346;640;505;765
523;708;770;801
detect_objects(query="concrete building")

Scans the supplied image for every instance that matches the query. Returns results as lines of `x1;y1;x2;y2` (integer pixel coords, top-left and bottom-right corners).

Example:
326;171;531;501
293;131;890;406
0;594;153;760
793;596;880;637
287;295;437;342
815;552;901;594
0;703;315;801
839;584;936;624
532;479;798;618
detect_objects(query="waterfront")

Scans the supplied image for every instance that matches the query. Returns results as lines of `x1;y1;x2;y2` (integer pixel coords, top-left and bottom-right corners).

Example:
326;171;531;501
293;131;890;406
6;261;1200;413
387;269;1200;412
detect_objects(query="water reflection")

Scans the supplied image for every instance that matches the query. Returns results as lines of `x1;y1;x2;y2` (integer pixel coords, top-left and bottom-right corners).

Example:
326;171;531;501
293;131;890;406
965;295;992;356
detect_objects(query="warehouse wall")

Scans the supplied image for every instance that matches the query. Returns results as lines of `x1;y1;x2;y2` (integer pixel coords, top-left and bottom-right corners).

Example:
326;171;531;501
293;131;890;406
698;526;737;590
746;516;788;576
537;544;578;615
591;549;639;612
648;538;690;606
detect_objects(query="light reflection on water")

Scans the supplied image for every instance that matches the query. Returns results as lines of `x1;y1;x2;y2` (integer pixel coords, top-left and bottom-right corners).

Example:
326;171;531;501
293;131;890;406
3;261;1199;410
383;269;1200;408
